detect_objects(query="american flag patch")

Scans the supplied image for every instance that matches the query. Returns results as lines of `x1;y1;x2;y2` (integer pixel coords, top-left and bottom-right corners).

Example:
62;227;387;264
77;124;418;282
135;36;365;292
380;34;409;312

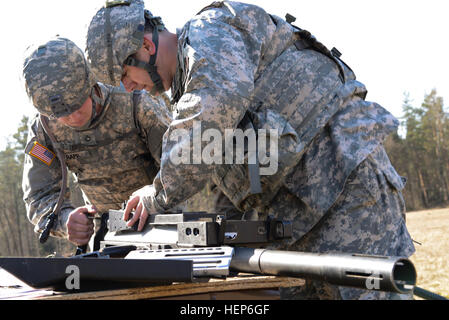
29;141;56;166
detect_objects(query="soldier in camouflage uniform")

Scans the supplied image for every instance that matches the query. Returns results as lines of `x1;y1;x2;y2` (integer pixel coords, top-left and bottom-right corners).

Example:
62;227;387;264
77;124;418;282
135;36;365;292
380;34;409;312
22;37;171;248
86;0;415;299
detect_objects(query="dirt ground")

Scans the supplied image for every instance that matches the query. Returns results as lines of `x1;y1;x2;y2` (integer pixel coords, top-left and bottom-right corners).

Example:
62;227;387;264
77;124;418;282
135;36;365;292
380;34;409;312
406;208;449;298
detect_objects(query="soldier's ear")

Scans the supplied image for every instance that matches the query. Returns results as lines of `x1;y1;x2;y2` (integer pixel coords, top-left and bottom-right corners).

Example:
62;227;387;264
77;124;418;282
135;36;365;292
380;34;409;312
142;35;156;56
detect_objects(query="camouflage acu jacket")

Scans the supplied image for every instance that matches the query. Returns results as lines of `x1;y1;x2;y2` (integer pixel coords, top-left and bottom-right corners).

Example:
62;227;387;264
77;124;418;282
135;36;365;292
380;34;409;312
152;1;403;217
23;83;171;238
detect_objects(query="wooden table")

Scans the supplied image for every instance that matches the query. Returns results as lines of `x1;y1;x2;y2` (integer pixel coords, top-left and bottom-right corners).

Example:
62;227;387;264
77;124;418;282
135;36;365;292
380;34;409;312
0;267;304;300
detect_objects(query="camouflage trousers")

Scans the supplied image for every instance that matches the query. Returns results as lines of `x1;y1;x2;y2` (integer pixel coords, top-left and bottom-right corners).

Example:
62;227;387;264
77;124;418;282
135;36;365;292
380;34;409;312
215;147;415;300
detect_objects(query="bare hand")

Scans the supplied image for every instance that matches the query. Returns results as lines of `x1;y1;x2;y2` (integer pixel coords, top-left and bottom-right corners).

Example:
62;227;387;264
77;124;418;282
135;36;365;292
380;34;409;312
124;185;158;232
124;193;149;232
66;205;97;246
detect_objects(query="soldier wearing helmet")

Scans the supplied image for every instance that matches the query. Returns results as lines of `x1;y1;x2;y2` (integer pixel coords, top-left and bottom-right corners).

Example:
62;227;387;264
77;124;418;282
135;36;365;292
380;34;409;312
86;1;415;299
87;0;171;95
22;37;171;248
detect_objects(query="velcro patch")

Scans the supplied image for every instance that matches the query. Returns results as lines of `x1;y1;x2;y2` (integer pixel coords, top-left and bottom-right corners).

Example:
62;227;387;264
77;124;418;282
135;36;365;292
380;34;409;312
28;141;56;166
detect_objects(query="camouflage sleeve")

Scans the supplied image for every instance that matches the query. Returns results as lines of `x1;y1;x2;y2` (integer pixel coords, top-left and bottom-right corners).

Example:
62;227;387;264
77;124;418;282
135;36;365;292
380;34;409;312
134;91;172;164
22;115;74;238
151;4;272;210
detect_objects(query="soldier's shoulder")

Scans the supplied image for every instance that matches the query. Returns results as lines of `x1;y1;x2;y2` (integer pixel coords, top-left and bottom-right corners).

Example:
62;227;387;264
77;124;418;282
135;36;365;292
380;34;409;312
27;113;44;136
133;90;165;110
133;91;172;127
186;1;272;45
28;112;40;126
97;82;129;97
195;1;267;18
98;82;135;111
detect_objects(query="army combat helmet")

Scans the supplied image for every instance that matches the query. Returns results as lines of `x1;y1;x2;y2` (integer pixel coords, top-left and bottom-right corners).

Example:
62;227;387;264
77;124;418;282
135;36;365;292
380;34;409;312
87;0;166;93
23;37;96;119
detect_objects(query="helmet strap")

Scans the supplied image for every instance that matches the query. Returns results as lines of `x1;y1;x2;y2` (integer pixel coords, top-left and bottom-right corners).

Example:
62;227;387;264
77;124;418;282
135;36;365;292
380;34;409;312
124;27;165;95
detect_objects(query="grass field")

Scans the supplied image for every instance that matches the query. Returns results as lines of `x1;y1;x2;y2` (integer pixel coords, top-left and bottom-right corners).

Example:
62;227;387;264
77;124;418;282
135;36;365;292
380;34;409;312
406;208;449;299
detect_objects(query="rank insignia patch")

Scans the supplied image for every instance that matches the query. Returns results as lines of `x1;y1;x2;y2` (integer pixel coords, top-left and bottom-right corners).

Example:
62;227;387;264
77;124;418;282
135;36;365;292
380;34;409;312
29;141;56;166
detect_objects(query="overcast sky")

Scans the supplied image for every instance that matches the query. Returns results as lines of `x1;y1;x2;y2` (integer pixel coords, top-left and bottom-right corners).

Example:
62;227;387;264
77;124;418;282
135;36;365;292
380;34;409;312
1;0;448;149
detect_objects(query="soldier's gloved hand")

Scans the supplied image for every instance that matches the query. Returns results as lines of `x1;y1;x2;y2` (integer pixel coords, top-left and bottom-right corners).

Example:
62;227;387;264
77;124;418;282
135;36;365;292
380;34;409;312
124;185;162;232
66;205;97;246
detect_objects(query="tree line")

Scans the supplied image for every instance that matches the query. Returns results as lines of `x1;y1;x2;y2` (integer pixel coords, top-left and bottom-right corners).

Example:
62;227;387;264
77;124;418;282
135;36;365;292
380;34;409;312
385;89;449;211
0;89;446;257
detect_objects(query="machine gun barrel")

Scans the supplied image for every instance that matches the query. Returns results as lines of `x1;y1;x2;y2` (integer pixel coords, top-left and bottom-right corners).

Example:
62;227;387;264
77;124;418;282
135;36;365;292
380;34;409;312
230;247;416;294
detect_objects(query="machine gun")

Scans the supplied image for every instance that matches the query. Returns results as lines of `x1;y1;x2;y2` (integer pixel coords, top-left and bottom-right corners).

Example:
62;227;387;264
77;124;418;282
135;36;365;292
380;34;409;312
86;210;416;294
0;210;419;296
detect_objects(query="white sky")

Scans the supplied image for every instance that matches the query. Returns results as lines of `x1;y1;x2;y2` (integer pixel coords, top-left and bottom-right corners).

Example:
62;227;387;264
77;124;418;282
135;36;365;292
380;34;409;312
1;0;448;149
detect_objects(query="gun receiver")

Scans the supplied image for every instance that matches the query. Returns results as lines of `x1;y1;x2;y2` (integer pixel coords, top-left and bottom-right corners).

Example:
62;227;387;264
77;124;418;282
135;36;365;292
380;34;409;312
104;210;293;248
